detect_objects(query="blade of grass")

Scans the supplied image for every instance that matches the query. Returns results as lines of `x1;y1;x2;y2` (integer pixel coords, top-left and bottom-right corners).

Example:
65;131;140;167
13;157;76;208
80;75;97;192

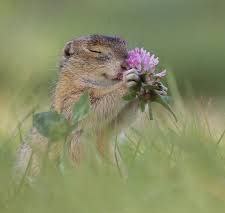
114;136;122;177
217;129;225;145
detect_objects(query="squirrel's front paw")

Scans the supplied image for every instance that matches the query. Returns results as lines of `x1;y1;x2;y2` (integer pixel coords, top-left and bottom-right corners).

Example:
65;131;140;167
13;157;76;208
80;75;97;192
123;69;140;88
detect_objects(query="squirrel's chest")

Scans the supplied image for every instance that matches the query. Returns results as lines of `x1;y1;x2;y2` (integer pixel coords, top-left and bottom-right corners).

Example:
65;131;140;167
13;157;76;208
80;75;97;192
88;94;127;128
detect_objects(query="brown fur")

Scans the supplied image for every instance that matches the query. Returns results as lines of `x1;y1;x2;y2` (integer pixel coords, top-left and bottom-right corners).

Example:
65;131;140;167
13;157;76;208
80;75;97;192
15;35;139;178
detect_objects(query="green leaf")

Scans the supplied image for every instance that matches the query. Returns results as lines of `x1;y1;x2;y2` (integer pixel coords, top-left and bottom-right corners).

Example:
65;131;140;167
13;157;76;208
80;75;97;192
72;91;90;125
139;98;146;112
122;91;137;101
142;83;155;91
33;111;70;141
154;95;178;122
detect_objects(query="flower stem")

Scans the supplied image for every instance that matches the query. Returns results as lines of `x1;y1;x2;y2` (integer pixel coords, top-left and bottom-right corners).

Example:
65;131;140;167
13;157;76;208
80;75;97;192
148;100;153;120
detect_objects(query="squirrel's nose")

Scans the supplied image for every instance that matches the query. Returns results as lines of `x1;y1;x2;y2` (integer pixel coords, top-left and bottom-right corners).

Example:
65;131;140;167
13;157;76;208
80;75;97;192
121;61;129;71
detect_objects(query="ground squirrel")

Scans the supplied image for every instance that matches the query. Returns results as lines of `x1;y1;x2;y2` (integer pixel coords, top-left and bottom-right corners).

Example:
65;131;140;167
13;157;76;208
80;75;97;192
15;35;141;177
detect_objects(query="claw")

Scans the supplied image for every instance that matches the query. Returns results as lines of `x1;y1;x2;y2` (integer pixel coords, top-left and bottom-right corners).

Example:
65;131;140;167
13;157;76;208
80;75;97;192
123;68;139;76
123;69;140;88
125;73;140;82
127;81;137;88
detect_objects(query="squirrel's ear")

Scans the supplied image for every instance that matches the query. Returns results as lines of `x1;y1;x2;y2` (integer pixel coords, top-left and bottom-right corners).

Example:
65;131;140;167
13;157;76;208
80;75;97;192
63;41;75;58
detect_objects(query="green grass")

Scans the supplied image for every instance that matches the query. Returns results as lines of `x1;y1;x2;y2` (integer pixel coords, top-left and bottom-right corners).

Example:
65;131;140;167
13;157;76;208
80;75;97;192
1;87;225;213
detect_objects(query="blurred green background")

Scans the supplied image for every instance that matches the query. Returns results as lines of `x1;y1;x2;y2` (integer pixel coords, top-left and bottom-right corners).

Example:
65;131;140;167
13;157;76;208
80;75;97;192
0;0;225;128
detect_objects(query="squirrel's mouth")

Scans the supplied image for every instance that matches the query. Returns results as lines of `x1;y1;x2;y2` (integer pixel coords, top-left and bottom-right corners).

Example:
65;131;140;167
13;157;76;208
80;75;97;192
81;76;120;87
106;63;128;81
102;72;122;82
115;60;129;80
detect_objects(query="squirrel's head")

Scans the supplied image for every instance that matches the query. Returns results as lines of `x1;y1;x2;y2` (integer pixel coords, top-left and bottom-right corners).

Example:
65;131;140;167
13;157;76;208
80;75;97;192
59;35;128;84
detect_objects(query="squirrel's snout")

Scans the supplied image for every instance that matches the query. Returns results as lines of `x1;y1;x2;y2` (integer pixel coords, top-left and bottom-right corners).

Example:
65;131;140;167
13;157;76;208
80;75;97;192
120;61;129;71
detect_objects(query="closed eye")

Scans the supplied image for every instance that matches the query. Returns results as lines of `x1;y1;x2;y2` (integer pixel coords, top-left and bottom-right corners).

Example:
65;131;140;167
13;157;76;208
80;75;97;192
89;49;102;54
